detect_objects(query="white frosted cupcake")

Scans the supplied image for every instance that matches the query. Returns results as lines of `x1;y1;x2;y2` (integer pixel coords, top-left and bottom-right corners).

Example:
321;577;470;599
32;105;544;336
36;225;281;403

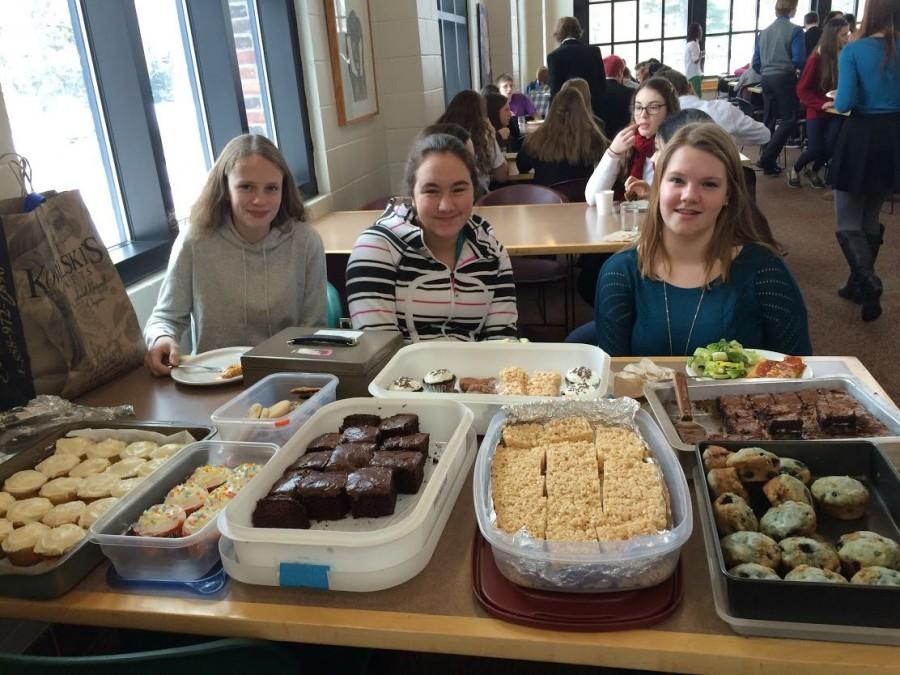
69;458;111;478
150;443;184;460
181;506;217;536
54;436;96;459
86;438;126;462
137;458;168;477
2;522;51;566
121;441;159;460
110;477;145;498
42;501;87;527
39;477;84;505
423;369;456;392
7;497;53;526
0;517;12;556
188;465;232;491
133;503;186;537
34;453;80;479
0;492;14;517
106;457;147;479
164;483;209;515
78;497;118;529
77;474;121;502
34;524;86;559
3;470;48;499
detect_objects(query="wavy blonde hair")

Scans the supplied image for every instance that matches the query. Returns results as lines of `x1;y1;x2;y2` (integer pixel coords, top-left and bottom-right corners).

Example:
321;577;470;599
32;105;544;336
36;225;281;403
189;134;305;236
522;88;608;165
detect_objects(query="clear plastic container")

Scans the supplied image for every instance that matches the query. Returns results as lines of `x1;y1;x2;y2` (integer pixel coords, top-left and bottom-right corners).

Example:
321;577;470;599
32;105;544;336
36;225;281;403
218;397;476;591
211;372;338;445
474;408;692;593
89;440;277;581
369;341;611;433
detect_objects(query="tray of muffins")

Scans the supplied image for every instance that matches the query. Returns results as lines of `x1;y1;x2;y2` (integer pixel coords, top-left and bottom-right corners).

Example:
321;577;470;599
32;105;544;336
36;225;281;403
0;420;213;599
368;341;611;433
695;439;900;633
218;396;477;591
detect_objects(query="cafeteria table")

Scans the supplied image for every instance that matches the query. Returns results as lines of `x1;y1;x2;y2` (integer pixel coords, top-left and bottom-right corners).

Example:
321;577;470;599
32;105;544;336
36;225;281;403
0;357;896;674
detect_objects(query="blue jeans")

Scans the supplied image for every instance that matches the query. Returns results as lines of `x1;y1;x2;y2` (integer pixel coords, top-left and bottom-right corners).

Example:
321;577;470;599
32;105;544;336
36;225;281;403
794;115;844;173
565;321;598;345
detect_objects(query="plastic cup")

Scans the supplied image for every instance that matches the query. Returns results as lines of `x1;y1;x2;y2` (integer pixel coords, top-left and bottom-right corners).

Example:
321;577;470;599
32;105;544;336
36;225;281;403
517;115;526;131
620;202;643;233
596;190;614;215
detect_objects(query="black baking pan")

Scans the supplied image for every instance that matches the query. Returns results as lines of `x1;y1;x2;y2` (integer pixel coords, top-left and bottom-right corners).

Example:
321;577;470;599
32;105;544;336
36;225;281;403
695;440;900;628
0;420;214;599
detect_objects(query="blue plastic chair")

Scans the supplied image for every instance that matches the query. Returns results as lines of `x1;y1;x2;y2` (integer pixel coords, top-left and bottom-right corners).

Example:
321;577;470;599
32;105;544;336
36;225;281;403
326;281;343;328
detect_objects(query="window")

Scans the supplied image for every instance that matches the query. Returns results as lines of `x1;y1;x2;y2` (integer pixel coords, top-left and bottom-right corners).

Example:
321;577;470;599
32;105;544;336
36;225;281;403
438;0;471;104
830;0;868;18
588;0;689;72
0;0;316;285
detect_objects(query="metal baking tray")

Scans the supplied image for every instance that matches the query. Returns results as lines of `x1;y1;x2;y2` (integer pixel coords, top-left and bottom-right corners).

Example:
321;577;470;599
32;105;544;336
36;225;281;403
0;420;214;599
694;439;900;630
645;376;900;456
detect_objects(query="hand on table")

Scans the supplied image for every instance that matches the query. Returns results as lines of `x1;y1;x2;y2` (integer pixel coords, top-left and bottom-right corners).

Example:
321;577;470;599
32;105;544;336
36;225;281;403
145;336;180;377
624;176;651;199
609;123;637;157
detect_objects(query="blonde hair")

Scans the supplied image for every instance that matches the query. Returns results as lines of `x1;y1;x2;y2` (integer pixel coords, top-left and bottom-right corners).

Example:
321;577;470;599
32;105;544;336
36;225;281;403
189;134;304;236
637;123;776;282
775;0;798;17
522;88;608;165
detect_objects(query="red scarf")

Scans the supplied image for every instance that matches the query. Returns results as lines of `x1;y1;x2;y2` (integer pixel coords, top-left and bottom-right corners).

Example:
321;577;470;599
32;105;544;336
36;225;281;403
629;131;656;180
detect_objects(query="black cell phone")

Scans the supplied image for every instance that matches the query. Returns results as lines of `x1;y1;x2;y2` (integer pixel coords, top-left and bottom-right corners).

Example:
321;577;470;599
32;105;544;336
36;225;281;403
287;335;358;347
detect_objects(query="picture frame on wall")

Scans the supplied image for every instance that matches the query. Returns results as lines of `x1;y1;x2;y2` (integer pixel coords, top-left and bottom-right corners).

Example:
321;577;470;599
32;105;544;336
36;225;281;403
324;0;379;126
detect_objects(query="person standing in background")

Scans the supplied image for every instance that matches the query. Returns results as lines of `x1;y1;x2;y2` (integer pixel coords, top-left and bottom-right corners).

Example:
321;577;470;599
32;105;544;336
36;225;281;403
525;66;551;118
804;12;823;56
546;17;607;124
753;0;806;175
601;55;635;139
684;23;704;96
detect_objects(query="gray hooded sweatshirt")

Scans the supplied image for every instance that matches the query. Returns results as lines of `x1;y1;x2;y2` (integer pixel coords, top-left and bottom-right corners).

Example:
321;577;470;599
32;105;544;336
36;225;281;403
143;218;326;353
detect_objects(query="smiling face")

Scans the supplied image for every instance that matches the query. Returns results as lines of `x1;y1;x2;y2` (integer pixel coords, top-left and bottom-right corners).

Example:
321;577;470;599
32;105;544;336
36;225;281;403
659;146;728;244
412;152;474;245
226;153;284;242
633;87;669;138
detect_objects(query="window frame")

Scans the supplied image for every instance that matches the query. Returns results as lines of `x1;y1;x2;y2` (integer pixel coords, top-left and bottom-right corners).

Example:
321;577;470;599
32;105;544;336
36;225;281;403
437;0;471;105
585;0;689;67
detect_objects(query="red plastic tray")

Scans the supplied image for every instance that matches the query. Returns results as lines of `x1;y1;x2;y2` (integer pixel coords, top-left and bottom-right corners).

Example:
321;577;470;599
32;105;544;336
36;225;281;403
472;530;683;631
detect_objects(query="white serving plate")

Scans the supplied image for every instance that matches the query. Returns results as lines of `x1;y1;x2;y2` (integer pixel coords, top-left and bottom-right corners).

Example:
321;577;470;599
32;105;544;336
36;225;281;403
685;349;813;380
171;346;252;386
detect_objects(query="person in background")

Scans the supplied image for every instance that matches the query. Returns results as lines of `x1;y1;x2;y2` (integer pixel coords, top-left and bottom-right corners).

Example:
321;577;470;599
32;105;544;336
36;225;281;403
546;16;607;122
560;77;606;132
591;123;811;356
515;87;608;186
622;64;640;88
496;73;536;120
753;0;806;175
790;17;851;189
144;134;326;376
421;122;475;157
635;58;664;82
804;11;823;56
525;66;551;118
845;13;857;33
585;77;680;203
485;91;520;153
684;23;705;96
825;10;844;23
480;83;500;97
436;89;508;195
602;54;637;138
656;68;771;147
346;133;517;341
829;0;900;322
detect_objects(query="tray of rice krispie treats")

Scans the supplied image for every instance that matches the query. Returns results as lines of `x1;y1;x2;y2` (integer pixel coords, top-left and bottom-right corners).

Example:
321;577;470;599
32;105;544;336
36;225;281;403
473;398;692;592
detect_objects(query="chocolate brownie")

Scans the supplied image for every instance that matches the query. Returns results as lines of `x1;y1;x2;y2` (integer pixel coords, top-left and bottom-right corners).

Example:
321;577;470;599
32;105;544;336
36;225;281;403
371;451;425;494
816;397;857;430
307;433;341;453
296;472;349;520
379;414;419;438
269;472;306;499
290;451;332;472
252;495;310;529
340;425;381;445
339;414;382;431
345;467;397;518
458;377;497;394
325;443;375;472
382;433;430;454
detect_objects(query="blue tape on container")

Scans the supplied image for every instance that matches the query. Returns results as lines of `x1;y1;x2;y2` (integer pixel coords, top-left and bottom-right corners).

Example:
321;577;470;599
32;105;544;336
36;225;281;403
279;562;330;589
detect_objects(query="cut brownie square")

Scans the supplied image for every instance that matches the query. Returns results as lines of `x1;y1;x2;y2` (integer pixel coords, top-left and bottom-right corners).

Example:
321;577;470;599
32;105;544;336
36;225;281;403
290;451;332;472
340;425;381;445
379;414;419;438
749;394;775;411
252;495;310;529
296;472;349;520
325;443;376;472
269;472;306;499
339;414;382;431
307;433;341;453
765;414;803;436
816;398;856;429
382;432;429;455
371;451;425;494
345;467;397;518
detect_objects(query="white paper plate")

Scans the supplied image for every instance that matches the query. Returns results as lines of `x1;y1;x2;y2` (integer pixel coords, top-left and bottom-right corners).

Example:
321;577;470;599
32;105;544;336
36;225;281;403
170;346;252;386
685;349;813;380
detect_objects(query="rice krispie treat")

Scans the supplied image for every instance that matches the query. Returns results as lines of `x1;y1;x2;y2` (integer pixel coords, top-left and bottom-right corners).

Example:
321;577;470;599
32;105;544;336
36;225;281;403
498;367;528;395
594;425;646;469
525;371;562;397
541;416;594;444
501;423;544;449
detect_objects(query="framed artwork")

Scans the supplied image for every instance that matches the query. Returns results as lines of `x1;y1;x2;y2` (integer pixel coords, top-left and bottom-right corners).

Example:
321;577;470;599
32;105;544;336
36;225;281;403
324;0;379;125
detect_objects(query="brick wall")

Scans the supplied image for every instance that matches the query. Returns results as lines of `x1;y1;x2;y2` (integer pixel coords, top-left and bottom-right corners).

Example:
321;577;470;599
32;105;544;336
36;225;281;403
229;1;267;136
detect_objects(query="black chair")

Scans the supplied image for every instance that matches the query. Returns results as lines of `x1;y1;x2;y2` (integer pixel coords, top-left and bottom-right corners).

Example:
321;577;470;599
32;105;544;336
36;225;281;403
548;178;589;203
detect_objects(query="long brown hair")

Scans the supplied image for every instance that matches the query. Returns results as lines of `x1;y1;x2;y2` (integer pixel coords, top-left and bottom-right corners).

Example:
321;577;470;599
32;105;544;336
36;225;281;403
818;18;848;92
189;134;304;236
620;77;680;181
637;123;777;283
523;88;608;165
436;90;497;180
855;0;900;66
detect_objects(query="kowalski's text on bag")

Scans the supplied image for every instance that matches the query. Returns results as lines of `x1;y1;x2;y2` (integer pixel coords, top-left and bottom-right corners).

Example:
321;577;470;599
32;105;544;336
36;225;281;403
0;224;35;408
21;236;105;298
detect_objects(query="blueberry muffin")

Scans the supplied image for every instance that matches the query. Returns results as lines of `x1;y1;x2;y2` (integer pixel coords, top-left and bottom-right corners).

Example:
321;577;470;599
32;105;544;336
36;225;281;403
759;501;816;541
810;476;870;520
778;457;812;485
762;474;813;507
725;447;780;482
850;566;900;586
728;563;780;580
784;564;848;583
713;492;759;535
721;531;781;569
707;467;749;501
836;531;900;576
702;445;732;472
779;536;841;573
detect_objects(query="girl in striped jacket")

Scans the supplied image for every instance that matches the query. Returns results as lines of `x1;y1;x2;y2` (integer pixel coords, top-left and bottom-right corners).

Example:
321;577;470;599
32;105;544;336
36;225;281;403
346;133;518;341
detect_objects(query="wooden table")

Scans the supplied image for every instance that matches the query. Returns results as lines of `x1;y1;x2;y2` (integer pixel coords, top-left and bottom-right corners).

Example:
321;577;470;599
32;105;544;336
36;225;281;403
0;358;897;673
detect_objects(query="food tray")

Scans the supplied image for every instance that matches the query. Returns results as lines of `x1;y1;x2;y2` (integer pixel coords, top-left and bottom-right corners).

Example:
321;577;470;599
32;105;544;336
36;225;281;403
695;468;900;645
0;421;214;599
474;406;692;593
90;440;277;581
369;341;611;433
645;375;900;456
694;440;900;629
210;372;338;445
218;397;476;591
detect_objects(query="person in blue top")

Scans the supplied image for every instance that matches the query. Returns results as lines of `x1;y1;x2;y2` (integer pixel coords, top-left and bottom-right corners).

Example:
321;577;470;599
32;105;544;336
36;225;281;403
592;123;812;357
829;0;900;323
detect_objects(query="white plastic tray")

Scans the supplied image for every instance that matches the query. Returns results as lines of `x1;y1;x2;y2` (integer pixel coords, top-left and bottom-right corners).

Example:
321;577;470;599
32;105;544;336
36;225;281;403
368;341;611;433
218;397;476;591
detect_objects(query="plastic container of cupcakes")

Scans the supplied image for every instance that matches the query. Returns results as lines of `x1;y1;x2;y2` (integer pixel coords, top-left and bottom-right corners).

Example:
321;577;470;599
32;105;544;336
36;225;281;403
210;372;338;445
89;440;277;581
218;397;477;592
368;342;611;433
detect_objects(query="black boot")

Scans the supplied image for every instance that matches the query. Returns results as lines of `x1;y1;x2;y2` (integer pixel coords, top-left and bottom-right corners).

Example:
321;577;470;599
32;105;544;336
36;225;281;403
836;231;882;321
837;272;862;303
861;224;886;322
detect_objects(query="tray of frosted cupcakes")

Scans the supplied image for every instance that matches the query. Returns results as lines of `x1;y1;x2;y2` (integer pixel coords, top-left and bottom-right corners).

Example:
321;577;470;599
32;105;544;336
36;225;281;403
0;421;213;599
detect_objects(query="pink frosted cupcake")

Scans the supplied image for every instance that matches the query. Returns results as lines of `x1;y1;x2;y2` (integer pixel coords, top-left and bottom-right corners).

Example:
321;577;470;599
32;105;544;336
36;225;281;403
164;483;209;516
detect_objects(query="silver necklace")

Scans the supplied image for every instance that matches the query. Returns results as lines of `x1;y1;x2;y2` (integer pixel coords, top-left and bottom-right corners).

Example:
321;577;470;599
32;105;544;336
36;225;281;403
663;282;706;356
